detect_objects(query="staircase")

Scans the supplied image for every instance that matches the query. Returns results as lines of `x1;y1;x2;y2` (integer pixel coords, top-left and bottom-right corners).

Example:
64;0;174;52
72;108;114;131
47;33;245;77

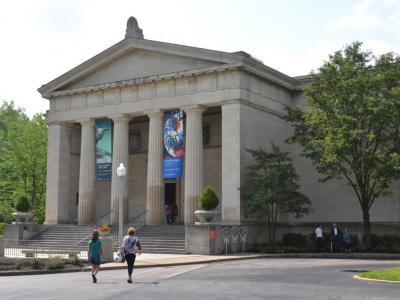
30;224;187;254
137;225;186;254
29;225;91;250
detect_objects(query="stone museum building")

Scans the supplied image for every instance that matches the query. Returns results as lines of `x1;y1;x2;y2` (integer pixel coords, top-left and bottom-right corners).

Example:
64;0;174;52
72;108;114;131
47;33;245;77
38;17;399;240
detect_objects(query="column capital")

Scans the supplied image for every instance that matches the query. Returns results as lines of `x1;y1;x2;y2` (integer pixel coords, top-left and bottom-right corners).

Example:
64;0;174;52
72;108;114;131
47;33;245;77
77;118;95;127
181;105;206;113
145;109;164;118
109;114;130;123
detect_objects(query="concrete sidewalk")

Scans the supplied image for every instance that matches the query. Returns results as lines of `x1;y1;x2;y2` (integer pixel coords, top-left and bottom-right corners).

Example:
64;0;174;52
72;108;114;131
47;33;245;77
95;253;262;271
96;251;400;272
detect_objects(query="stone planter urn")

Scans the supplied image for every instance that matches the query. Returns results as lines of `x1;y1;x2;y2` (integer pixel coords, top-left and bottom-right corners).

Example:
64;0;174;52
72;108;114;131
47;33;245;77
12;212;34;224
194;210;219;224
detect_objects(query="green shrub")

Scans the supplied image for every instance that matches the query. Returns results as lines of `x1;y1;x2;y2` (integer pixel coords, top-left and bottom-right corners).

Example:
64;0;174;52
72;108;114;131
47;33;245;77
45;257;65;270
69;254;80;266
282;233;307;248
31;258;42;269
262;245;284;253
199;186;219;210
14;260;23;270
15;195;31;212
0;222;4;235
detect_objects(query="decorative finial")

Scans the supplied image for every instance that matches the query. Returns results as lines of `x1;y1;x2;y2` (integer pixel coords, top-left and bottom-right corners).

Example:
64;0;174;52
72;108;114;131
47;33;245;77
125;17;144;39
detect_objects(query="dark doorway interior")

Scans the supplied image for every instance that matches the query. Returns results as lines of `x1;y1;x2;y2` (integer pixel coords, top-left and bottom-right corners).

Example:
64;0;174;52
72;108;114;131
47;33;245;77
165;183;176;205
165;183;177;224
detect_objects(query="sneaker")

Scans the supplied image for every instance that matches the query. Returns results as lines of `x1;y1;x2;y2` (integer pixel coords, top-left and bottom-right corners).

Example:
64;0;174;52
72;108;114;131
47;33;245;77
127;278;132;284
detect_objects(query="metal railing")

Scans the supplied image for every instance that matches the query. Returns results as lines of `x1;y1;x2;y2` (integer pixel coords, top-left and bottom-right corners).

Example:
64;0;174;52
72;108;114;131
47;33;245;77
3;210;149;258
75;210;149;249
3;239;88;259
124;210;148;233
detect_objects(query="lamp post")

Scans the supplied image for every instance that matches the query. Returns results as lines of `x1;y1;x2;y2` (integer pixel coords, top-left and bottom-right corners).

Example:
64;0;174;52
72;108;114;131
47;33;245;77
117;163;127;249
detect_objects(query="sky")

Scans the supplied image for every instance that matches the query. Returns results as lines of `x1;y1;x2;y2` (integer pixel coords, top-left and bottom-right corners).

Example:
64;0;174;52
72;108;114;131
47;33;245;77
0;0;399;117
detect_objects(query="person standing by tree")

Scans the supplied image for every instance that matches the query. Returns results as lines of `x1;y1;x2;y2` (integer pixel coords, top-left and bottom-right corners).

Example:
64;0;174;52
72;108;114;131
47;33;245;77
88;230;103;283
343;228;352;253
330;223;342;253
315;225;323;252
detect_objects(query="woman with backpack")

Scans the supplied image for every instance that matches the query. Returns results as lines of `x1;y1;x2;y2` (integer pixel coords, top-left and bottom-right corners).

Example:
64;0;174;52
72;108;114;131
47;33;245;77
121;227;142;283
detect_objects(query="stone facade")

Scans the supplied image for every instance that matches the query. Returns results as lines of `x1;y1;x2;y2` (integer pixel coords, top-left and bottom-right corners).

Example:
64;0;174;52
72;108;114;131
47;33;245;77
38;18;400;232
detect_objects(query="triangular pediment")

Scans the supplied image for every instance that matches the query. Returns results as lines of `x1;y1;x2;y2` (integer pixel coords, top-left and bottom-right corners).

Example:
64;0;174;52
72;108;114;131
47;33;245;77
38;37;298;97
62;49;223;90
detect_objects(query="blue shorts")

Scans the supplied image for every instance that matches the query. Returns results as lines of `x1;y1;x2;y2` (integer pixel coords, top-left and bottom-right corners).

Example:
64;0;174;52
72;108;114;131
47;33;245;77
90;253;101;265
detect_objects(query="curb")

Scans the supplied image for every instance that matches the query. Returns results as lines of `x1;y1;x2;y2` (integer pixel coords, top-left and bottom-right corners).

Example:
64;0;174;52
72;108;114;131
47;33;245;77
2;253;400;276
0;267;86;276
353;275;400;284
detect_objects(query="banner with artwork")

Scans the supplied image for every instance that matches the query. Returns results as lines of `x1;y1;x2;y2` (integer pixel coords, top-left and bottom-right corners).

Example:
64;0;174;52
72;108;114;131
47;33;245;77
96;119;112;181
163;111;184;178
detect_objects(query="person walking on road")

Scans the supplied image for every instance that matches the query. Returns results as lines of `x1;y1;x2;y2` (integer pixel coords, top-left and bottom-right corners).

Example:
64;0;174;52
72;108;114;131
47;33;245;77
122;227;142;284
88;230;103;283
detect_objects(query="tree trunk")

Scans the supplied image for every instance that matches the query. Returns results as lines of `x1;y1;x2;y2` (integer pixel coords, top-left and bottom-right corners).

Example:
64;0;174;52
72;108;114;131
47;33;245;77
361;205;372;249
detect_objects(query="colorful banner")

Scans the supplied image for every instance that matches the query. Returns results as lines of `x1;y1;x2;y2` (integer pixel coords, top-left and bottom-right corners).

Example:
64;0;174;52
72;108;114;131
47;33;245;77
96;119;112;181
163;111;184;178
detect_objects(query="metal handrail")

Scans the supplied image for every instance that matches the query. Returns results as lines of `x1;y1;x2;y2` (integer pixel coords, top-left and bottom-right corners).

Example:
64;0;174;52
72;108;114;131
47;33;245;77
124;210;148;232
74;210;148;248
74;211;113;245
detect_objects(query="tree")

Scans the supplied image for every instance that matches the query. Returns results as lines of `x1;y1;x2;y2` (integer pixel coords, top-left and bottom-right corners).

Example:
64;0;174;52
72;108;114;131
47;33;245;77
242;144;312;245
0;101;47;223
285;42;400;248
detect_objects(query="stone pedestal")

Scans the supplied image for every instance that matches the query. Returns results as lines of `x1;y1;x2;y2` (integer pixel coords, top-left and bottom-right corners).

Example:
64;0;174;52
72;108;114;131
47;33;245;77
100;236;114;262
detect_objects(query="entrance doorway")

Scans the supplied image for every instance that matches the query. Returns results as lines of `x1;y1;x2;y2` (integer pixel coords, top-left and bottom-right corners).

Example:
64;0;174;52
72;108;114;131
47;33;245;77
165;182;177;224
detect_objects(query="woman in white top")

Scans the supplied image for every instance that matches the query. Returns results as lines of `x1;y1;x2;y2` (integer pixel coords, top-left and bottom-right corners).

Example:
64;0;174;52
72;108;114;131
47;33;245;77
121;227;142;283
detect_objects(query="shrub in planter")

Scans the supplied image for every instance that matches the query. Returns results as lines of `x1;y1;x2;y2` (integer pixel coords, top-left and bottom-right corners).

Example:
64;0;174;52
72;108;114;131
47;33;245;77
14;260;23;270
70;254;81;266
199;186;219;210
0;222;4;235
282;233;307;248
45;257;65;270
32;258;42;270
16;195;31;212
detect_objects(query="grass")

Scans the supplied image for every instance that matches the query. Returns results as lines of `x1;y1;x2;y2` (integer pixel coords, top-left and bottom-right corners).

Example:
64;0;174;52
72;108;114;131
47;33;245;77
360;267;400;282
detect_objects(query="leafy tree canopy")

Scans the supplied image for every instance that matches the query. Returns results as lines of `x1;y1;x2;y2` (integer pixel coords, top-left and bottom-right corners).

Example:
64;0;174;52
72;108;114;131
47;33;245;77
242;144;312;244
285;42;400;248
0;101;47;223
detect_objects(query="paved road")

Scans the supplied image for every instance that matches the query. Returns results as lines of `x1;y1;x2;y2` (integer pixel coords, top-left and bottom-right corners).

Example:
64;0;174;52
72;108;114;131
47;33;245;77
0;258;399;300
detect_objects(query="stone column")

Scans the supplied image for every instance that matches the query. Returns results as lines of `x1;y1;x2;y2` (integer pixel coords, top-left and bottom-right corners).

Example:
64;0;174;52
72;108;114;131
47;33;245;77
221;102;241;223
77;119;96;225
146;111;164;225
183;106;205;224
110;116;130;225
45;122;71;224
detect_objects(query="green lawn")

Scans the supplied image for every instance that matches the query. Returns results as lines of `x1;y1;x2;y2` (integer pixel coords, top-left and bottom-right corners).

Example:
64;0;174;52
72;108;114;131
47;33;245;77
360;267;400;281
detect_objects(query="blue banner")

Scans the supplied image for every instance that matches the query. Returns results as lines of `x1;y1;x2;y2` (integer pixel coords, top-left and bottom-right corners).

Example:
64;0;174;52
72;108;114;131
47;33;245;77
163;111;184;179
96;119;112;181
